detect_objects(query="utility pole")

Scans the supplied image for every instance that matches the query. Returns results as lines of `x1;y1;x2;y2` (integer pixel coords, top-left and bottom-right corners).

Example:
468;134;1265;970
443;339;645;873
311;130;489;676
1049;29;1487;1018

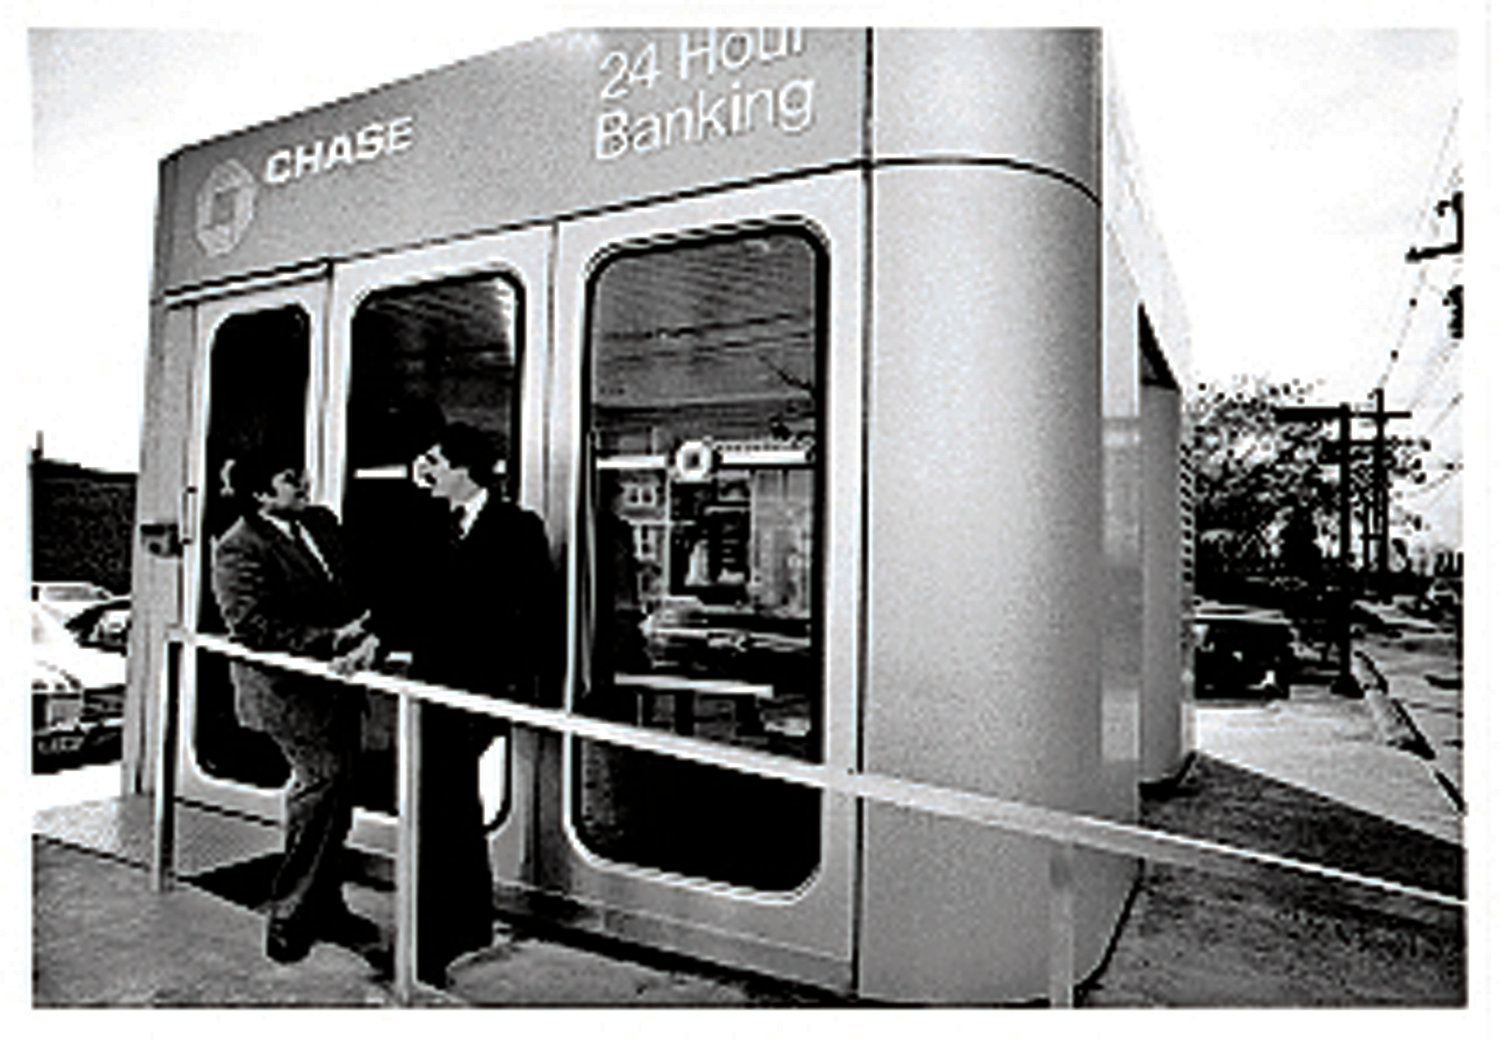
1371;388;1391;599
1335;404;1355;694
1399;181;1463;590
1359;456;1373;584
1405;190;1462;263
1275;405;1357;694
1275;399;1408;694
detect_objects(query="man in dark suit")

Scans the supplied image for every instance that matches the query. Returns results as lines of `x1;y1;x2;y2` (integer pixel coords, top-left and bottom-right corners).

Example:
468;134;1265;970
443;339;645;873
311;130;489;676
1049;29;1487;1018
401;422;551;986
211;451;382;965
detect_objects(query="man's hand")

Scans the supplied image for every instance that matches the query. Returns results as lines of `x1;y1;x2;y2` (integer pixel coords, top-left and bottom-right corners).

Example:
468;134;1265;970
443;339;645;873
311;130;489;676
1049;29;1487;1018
331;633;381;676
332;610;372;653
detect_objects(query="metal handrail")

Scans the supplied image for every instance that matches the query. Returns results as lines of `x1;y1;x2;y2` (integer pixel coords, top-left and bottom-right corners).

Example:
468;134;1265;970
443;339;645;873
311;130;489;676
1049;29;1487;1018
155;628;1463;1006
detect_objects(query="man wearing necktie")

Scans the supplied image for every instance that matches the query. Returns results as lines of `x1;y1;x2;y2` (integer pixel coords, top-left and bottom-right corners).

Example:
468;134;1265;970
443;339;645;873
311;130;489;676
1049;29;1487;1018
211;450;383;967
401;422;552;986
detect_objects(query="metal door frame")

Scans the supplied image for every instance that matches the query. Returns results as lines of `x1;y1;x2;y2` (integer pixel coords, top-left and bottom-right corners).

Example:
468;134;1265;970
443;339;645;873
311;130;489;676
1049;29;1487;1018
546;172;865;988
176;276;330;820
324;226;553;866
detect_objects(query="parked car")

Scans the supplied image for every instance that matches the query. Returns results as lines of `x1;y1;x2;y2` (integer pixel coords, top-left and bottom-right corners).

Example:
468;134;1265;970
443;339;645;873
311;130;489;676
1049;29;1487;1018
31;601;126;766
32;581;115;622
32;661;88;761
1192;602;1294;700
1415;576;1462;622
65;596;131;654
641;595;812;678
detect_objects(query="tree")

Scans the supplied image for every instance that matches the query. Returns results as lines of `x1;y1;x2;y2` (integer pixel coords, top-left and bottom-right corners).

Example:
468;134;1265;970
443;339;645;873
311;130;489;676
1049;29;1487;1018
1189;375;1430;592
1190;376;1329;582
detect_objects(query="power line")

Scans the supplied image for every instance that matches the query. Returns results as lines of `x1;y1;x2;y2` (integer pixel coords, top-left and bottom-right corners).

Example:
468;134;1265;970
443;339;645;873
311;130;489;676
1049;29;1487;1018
1393;220;1462;413
1421;391;1463;438
1404;460;1463;498
1400;318;1461;414
1374;267;1431;392
1378;103;1460;392
1418;104;1462;225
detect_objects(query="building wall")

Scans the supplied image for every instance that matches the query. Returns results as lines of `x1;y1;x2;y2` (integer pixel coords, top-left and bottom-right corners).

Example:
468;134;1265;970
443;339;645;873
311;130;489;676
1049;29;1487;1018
29;456;137;595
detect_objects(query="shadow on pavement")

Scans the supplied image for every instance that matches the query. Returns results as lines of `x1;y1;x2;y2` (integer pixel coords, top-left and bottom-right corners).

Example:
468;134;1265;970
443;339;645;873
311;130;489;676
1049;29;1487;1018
1148;755;1462;896
1086;755;1464;1007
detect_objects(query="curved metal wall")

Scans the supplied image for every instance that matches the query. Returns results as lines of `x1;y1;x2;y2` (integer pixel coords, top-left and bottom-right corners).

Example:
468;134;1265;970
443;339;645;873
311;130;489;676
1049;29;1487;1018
871;29;1100;195
861;162;1131;1001
156;29;868;296
1140;383;1186;782
1101;227;1144;812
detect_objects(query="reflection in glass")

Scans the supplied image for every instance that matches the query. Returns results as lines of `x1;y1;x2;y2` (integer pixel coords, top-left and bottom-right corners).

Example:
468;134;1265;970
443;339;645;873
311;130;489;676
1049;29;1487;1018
575;230;825;891
343;274;523;817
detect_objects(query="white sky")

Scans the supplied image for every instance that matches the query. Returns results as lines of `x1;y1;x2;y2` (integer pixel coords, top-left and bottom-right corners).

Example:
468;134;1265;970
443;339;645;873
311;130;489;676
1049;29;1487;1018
1112;25;1460;390
6;1;1486;547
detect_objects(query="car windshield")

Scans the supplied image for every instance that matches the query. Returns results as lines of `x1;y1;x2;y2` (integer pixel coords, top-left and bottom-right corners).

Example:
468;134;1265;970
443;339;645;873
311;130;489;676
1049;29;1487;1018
68;600;131;649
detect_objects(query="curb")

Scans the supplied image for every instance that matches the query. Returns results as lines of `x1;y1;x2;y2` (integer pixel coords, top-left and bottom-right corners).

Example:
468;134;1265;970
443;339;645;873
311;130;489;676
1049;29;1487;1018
1352;651;1432;757
1353;651;1465;814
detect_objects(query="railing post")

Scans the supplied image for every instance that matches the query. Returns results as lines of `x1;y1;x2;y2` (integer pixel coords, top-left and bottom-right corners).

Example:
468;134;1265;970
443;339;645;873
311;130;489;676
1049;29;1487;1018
1047;841;1076;1008
393;690;423;1004
151;636;181;892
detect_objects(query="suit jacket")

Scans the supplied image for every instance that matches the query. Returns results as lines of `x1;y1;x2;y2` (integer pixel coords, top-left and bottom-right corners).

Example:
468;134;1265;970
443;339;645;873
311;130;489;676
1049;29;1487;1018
403;495;553;703
211;506;364;735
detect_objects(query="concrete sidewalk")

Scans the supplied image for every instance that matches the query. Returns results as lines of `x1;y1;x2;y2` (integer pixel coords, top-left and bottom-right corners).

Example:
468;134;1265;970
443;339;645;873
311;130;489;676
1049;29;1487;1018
33;634;1465;1008
31;798;840;1008
1357;622;1464;811
1077;616;1464;1007
33;836;403;1008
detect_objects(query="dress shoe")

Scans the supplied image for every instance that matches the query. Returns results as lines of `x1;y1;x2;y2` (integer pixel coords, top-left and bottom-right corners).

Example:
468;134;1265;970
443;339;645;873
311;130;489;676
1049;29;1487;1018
265;917;313;964
415;932;493;989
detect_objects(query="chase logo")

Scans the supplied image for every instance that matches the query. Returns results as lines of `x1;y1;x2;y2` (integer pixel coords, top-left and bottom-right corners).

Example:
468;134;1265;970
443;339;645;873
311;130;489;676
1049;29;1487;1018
195;159;257;256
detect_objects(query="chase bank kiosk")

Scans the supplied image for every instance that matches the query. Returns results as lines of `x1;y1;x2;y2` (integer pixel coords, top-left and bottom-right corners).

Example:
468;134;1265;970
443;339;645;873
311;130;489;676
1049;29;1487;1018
129;28;1193;1002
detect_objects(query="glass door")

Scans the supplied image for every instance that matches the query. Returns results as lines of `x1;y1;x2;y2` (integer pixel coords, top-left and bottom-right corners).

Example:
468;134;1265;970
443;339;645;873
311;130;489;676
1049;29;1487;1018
180;279;326;816
574;227;826;889
551;173;864;989
325;227;551;861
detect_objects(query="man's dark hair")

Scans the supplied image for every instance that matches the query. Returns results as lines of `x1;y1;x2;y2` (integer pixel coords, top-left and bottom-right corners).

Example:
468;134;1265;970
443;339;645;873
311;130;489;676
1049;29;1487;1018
435;423;502;486
229;447;303;505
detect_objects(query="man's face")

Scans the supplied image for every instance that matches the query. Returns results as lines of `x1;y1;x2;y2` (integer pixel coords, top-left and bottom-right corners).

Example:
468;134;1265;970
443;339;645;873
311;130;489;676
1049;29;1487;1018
412;443;464;503
257;468;309;515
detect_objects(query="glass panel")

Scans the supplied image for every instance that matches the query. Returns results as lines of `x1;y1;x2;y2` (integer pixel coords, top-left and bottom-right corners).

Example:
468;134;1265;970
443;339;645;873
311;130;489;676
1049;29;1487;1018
343;273;523;818
194;306;308;789
575;229;824;891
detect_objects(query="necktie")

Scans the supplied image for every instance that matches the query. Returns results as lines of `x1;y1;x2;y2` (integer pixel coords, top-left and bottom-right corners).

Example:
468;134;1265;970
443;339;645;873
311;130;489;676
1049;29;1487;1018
287;517;333;578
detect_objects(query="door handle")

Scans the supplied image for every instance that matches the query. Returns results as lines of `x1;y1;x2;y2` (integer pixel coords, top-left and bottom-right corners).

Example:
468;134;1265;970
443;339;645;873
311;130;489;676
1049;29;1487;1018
180;485;199;549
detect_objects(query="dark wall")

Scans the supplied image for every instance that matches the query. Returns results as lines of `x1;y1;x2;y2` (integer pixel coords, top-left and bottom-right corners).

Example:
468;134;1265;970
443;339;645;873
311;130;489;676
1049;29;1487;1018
30;457;137;595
